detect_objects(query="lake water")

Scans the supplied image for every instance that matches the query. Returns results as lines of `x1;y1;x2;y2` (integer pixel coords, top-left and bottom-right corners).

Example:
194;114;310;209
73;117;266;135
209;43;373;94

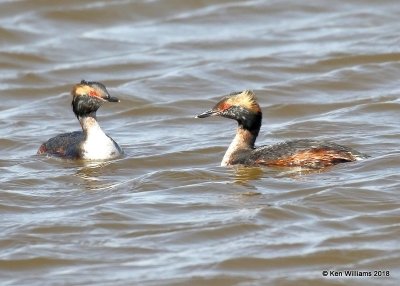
0;0;399;285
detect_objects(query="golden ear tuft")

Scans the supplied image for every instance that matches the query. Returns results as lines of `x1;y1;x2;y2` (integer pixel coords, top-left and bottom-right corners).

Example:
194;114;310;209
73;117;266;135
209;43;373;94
73;84;98;98
226;90;261;113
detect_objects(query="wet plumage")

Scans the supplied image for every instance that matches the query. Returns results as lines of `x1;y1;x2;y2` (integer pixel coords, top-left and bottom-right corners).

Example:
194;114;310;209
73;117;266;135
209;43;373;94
196;90;368;169
37;131;84;158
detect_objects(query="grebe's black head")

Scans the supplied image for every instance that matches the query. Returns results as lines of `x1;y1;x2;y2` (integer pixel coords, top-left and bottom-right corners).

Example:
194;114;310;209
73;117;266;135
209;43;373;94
196;90;262;135
71;80;119;118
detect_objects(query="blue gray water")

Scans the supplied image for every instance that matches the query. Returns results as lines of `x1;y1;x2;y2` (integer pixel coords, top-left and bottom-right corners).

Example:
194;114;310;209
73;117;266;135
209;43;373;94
0;1;399;285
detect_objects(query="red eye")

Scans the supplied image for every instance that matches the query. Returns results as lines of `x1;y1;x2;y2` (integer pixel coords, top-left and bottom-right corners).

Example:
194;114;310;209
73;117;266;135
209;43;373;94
89;90;98;97
219;103;231;111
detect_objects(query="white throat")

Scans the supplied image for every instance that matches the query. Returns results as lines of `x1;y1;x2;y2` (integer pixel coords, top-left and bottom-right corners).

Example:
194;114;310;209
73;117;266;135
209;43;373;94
79;116;121;160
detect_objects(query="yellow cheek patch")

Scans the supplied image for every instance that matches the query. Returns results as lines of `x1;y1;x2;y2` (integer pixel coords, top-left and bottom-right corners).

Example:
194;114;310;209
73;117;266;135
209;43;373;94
226;90;261;113
74;85;100;98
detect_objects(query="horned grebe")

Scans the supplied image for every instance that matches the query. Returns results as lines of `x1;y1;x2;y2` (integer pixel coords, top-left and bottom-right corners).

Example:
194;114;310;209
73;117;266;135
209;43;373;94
37;80;122;160
196;90;367;168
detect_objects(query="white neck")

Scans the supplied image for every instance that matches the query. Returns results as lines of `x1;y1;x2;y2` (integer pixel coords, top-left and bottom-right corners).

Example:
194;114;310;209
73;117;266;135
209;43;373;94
79;115;121;160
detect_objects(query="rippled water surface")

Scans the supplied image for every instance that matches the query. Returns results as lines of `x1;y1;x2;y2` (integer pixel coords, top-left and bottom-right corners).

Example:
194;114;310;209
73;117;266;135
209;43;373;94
1;0;400;285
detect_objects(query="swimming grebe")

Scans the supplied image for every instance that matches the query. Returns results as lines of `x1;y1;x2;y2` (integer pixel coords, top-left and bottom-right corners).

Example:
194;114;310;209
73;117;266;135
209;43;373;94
196;90;367;168
37;80;122;160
